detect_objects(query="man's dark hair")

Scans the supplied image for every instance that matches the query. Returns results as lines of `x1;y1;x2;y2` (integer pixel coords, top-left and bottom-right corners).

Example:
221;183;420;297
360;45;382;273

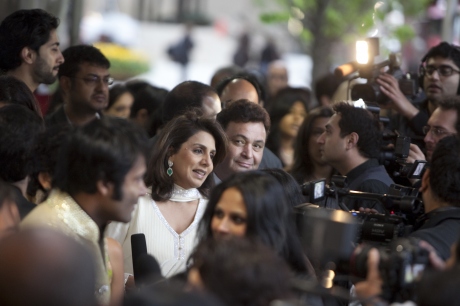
421;42;460;95
53;117;147;200
0;75;42;118
58;45;110;78
27;126;71;199
0;9;59;71
437;96;460;134
422;42;460;70
216;99;270;133
314;73;342;104
333;102;381;159
429;135;460;206
162;81;217;123
0;105;45;183
215;72;265;104
189;237;293;306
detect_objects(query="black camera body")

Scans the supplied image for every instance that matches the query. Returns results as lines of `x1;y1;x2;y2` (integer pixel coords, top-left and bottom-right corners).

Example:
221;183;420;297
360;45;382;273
351;59;417;106
350;237;430;302
350;211;406;246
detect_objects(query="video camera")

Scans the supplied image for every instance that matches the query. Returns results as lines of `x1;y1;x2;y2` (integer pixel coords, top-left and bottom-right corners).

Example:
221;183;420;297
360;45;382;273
295;205;429;303
379;134;427;181
335;37;418;106
301;176;424;245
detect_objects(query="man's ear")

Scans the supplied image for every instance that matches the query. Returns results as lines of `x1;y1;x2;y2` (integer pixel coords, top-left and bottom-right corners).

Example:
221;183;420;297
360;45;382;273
60;76;71;93
96;180;114;197
346;132;359;150
38;172;53;191
420;169;430;193
21;46;36;65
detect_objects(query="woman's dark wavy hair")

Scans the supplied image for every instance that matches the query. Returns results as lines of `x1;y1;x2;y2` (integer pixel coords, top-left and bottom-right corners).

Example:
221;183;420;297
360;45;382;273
261;168;305;208
145;109;228;202
290;106;333;184
107;84;132;109
0;76;42;118
197;171;309;274
266;87;311;162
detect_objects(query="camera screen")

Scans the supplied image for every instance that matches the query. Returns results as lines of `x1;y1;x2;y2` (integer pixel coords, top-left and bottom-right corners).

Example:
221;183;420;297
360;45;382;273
314;181;325;200
409;160;427;179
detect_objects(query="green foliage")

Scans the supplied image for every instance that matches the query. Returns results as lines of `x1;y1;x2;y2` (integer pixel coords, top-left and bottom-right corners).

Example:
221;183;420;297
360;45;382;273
260;11;290;23
392;24;416;41
258;0;428;45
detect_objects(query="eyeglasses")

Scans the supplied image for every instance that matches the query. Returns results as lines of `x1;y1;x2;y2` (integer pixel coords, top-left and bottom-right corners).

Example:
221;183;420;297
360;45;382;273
422;125;454;138
420;65;460;77
66;75;114;86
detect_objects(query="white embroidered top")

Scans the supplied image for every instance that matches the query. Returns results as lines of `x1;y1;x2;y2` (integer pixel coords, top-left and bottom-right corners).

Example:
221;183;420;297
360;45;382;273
107;186;207;278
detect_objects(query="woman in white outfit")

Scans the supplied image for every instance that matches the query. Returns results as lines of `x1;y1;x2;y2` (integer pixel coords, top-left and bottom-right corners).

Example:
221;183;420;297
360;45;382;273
107;110;227;279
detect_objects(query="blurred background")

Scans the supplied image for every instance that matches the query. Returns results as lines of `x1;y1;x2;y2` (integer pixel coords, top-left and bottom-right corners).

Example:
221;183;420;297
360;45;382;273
1;0;458;95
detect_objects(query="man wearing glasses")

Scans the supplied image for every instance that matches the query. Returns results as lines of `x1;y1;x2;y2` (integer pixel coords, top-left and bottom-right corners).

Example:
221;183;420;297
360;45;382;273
46;45;113;127
377;42;460;149
408;96;460;162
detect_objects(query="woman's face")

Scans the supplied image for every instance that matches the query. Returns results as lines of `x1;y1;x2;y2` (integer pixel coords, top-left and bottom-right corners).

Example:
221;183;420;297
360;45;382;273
169;131;216;190
211;187;247;239
308;117;330;167
105;92;134;119
279;101;307;139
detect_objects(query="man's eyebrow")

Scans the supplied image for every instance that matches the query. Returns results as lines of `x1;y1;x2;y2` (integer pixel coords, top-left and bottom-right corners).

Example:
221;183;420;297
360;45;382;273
232;134;249;140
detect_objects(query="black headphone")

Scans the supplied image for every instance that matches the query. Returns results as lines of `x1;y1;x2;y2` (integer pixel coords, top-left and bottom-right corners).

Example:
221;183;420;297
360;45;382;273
418;54;428;90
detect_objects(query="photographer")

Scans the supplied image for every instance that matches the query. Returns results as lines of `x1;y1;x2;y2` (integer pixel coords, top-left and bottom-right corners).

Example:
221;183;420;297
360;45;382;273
407;96;460;163
317;102;394;212
408;135;460;260
377;42;460;149
355;232;460;306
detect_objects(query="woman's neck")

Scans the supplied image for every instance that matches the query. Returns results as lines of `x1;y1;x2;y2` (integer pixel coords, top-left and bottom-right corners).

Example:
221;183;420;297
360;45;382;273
311;164;333;183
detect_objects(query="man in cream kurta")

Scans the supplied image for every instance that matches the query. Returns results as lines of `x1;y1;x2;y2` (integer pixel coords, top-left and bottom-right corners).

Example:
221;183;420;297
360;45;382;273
22;191;112;305
21;117;148;305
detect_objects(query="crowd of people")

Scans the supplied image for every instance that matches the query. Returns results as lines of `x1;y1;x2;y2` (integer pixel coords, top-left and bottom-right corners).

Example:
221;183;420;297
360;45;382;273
1;7;460;306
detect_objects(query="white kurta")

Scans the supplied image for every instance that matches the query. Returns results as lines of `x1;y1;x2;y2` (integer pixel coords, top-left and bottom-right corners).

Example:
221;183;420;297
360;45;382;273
107;193;207;278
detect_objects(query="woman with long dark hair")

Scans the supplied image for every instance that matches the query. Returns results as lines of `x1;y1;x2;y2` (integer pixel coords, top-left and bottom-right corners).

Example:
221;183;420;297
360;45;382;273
266;87;310;169
197;171;312;276
290;106;335;184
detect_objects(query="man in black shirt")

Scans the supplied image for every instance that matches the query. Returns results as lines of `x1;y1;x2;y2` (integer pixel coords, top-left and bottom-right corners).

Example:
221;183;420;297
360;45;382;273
377;42;460;150
409;135;460;260
317;102;394;212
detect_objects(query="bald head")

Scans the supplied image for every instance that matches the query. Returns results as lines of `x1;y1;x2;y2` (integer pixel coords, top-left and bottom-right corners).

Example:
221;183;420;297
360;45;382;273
220;79;260;106
0;229;96;306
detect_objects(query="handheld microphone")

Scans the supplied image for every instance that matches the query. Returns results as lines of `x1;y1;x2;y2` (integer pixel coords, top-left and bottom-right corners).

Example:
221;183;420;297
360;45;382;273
131;233;162;287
